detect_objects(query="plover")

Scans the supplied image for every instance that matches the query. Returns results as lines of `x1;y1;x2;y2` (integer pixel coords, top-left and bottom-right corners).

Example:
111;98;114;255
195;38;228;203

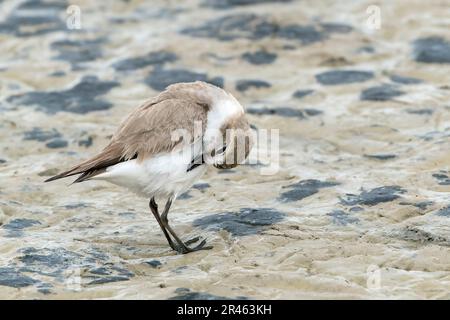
45;81;253;254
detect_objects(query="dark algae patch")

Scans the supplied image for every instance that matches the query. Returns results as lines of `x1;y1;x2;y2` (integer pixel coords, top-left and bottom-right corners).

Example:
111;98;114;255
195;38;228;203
0;0;66;37
3;219;41;230
0;267;38;288
15;247;134;285
436;205;450;217
432;172;450;185
146;260;162;268
87;276;130;285
277;24;324;45
399;226;449;245
169;288;238;300
145;68;224;91
399;201;433;210
320;23;353;34
182;14;325;44
204;0;291;9
192;183;211;191
413;37;450;64
293;89;314;99
193;208;285;236
406;108;434;115
46;139;68;149
23;128;61;142
3;219;41;238
360;85;404;101
113;50;178;71
316;70;374;85
181;14;279;41
364;154;397;160
247;106;322;119
327;210;359;226
236;79;271;92
279;179;339;202
390;75;422;85
8;76;119;114
341;186;406;206
242;50;277;64
51;39;104;66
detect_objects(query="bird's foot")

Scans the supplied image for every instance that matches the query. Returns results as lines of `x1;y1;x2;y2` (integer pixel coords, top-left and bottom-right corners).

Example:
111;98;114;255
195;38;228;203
174;238;213;254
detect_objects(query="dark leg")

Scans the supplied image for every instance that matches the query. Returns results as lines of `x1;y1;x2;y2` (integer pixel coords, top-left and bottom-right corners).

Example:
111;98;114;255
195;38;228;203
149;197;176;251
161;197;213;254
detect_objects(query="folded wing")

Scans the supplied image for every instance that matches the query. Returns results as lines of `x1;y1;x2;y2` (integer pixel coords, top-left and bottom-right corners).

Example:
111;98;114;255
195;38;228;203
45;97;208;183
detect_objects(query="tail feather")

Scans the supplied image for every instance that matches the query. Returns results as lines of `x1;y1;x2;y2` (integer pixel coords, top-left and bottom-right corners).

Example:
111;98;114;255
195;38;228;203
44;169;83;182
44;148;136;184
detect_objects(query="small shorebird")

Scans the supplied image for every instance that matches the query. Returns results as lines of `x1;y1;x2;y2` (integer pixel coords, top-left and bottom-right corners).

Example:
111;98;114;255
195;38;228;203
45;81;253;254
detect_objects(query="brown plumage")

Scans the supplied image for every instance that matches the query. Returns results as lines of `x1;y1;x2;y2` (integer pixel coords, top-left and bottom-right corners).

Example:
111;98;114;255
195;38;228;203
45;83;211;183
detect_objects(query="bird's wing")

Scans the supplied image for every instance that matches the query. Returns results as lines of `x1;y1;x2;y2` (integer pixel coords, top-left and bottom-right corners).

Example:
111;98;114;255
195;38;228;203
45;98;208;183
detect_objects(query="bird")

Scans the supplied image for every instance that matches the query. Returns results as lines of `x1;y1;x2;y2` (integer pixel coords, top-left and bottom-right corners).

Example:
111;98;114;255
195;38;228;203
45;81;254;254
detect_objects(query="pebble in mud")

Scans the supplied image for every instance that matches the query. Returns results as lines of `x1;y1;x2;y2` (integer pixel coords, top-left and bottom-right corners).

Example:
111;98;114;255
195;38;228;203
413;37;450;64
145;67;224;91
192;208;285;236
279;179;339;202
8;76;119;114
113;50;178;71
315;70;374;85
341;186;406;206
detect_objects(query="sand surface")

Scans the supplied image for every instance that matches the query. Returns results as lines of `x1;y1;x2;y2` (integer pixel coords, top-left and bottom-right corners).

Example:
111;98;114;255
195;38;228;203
0;0;449;299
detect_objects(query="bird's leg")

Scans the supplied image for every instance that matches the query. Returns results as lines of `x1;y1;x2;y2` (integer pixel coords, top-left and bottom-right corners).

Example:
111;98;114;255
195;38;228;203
161;197;213;254
149;197;177;251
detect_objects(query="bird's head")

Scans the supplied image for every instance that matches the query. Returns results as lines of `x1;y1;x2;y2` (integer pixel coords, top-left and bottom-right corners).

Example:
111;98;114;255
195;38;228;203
210;113;254;170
